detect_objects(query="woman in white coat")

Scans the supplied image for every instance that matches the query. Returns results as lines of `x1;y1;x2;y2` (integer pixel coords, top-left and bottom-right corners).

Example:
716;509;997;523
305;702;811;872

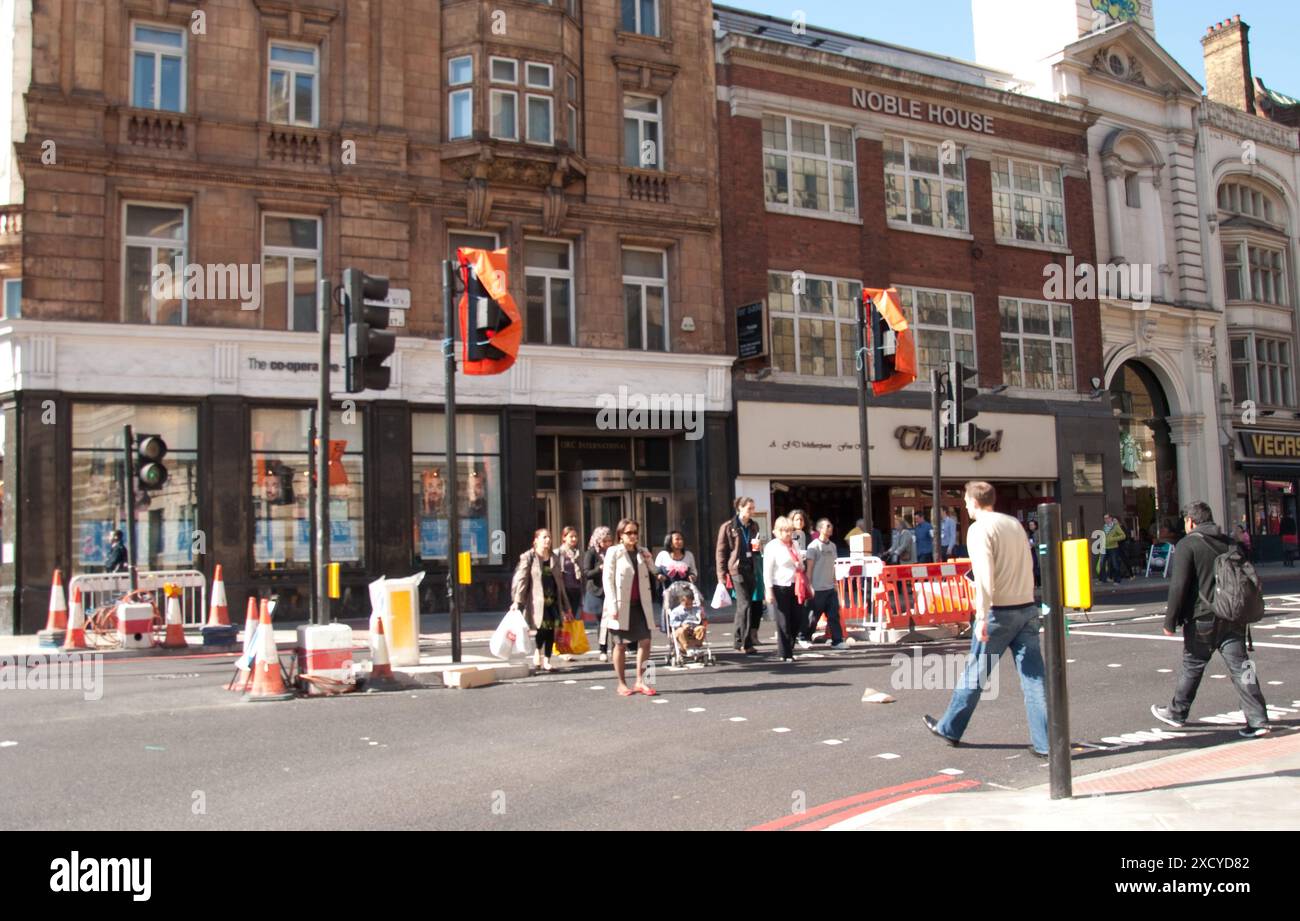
603;517;658;696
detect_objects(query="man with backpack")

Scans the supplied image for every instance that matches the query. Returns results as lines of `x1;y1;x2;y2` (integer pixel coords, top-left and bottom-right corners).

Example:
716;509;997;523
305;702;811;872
1151;502;1271;738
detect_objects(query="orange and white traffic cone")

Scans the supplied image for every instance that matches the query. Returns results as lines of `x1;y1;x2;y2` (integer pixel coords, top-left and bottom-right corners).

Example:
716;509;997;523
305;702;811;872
160;588;187;649
231;597;260;691
62;587;89;651
245;597;293;701
37;569;69;647
201;565;238;648
370;617;394;681
207;565;230;627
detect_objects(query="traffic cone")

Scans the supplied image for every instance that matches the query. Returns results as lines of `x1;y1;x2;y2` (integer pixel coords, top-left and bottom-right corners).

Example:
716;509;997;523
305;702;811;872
160;589;187;649
231;597;260;691
245;597;293;701
370;617;394;681
62;587;89;650
201;565;238;648
37;569;69;647
207;565;230;626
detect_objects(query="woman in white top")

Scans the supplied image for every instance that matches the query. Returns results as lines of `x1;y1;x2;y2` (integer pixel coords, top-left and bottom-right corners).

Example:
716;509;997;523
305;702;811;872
763;516;806;662
787;508;812;644
654;530;698;605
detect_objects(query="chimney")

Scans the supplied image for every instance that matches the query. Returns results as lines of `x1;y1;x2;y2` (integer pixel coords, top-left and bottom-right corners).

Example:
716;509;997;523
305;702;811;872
1202;15;1255;114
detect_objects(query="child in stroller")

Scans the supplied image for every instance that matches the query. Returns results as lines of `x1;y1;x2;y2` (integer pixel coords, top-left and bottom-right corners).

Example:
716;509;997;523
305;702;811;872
661;581;716;667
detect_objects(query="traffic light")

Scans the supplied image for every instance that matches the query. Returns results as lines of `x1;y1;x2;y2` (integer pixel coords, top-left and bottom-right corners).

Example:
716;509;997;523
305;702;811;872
457;247;522;376
136;434;169;492
868;299;895;383
942;361;992;448
342;268;396;393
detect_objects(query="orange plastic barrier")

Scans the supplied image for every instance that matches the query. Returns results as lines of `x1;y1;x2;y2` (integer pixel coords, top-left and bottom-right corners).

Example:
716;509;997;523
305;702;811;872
836;561;975;634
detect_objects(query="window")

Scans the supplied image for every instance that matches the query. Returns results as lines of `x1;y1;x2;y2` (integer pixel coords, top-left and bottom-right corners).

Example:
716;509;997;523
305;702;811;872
2;279;19;319
263;215;321;332
525;63;553;90
567;73;579;150
131;23;185;112
268;43;319;127
623;95;661;169
763;115;856;218
767;270;862;378
490;57;517;84
992;157;1067;246
490;89;518;140
1222;240;1287;305
1232;335;1294;407
1219;181;1278;224
1072;454;1104;494
448;55;473;140
252;408;365;569
72;404;198;572
999;297;1075;391
123;203;186;325
884;137;967;231
1124;172;1141;208
620;0;659;36
895;286;975;381
622;248;668;351
413;413;503;565
525;239;574;345
449;230;499;263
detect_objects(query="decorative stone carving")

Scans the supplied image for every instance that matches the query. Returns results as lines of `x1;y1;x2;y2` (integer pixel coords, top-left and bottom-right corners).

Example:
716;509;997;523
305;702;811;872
542;162;569;236
466;154;492;230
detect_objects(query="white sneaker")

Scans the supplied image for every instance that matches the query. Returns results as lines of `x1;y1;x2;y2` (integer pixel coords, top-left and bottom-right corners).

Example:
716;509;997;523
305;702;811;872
598;652;608;663
830;642;847;650
796;639;812;650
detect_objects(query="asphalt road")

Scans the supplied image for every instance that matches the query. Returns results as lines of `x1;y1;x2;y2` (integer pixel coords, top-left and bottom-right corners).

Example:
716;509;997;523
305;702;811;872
2;588;1298;830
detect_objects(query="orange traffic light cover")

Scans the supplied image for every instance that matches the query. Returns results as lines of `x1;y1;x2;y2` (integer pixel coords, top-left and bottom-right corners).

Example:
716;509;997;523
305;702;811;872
864;287;917;396
458;247;522;376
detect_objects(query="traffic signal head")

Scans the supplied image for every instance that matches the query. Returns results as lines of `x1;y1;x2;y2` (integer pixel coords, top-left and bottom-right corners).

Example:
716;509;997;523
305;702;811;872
342;268;396;393
136;434;169;491
457;247;522;376
867;300;896;383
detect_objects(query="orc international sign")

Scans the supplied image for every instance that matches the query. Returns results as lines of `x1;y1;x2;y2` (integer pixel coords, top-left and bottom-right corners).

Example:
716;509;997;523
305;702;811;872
737;401;1055;480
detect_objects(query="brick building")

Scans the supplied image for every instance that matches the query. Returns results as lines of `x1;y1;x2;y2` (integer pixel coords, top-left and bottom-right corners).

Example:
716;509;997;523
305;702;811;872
0;0;732;633
715;6;1116;544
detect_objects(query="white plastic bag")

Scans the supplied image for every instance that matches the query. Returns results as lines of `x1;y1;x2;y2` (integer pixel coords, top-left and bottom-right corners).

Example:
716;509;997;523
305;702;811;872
490;607;534;660
711;582;731;610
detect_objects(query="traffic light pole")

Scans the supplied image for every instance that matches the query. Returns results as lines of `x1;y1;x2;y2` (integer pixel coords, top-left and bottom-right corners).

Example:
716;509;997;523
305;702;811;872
931;369;944;565
123;425;138;591
855;301;873;549
443;260;462;664
1037;501;1073;799
315;278;331;626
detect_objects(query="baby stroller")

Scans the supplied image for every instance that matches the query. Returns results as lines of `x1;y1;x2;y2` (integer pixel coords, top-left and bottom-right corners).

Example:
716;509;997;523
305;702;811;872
660;581;716;668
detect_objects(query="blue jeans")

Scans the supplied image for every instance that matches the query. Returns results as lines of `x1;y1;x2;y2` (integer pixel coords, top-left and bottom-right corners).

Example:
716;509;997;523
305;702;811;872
936;603;1049;754
1101;548;1124;582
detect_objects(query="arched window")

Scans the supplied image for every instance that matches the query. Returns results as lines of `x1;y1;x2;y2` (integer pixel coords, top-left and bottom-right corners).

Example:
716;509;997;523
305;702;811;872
1217;177;1289;307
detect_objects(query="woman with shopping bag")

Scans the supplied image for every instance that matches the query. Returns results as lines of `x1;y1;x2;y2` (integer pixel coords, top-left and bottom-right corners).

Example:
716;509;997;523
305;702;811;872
510;528;573;673
603;518;658;697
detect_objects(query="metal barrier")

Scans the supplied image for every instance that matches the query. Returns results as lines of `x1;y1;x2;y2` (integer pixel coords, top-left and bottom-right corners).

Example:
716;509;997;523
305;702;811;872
836;560;974;639
68;570;208;627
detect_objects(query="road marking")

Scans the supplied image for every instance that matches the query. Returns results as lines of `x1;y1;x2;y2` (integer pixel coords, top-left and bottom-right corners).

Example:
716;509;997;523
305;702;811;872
1211;674;1226;679
985;781;1016;791
822;739;843;746
653;699;668;704
729;717;748;722
687;707;706;713
939;768;964;776
876;753;901;760
589;685;605;691
1158;668;1173;673
773;728;791;733
563;680;577;685
1107;663;1123;668
0;741;17;748
1067;659;1076;663
1268;681;1284;686
1066;630;1300;650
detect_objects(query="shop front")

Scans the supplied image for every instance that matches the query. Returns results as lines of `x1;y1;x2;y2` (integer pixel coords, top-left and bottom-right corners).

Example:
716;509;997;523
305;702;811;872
1237;430;1300;561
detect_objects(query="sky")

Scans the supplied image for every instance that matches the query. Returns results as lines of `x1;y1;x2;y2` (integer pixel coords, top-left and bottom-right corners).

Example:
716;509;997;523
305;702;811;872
727;0;1300;95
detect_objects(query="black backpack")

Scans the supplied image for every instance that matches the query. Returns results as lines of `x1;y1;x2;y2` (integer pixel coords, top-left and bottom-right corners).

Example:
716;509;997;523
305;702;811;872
1194;534;1265;625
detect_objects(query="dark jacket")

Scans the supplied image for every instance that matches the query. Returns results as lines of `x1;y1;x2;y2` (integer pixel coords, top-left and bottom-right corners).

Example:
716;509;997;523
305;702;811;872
1163;524;1231;633
716;517;760;579
580;547;605;600
105;542;128;573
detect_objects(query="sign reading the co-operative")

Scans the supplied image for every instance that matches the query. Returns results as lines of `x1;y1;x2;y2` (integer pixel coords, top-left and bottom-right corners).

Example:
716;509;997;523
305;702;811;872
851;88;996;135
1241;432;1300;463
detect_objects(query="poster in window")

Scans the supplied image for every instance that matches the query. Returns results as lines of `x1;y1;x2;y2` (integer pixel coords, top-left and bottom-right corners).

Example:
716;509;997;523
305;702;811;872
254;518;287;564
420;518;488;559
421;467;447;517
79;520;107;567
331;518;360;562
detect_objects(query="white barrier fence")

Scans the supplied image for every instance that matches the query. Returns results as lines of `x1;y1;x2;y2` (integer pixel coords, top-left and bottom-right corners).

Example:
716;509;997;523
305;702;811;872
68;570;208;627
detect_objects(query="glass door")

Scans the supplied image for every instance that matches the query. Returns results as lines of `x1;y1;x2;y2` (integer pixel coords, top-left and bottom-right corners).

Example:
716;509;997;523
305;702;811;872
640;492;671;553
583;491;628;540
535;490;557;536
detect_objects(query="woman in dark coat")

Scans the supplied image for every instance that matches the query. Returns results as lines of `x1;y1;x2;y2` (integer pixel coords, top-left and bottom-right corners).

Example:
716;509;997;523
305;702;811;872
582;526;614;662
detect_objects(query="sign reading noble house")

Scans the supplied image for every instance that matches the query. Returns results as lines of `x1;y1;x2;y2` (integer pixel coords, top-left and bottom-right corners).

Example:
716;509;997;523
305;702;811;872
851;88;996;135
737;401;1055;479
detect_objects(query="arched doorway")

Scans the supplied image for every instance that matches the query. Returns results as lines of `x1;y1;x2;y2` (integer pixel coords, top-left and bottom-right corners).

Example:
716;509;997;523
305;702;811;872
1110;361;1179;547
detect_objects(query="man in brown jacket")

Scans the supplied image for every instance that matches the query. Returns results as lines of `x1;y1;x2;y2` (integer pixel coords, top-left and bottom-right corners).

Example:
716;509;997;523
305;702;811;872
717;496;761;653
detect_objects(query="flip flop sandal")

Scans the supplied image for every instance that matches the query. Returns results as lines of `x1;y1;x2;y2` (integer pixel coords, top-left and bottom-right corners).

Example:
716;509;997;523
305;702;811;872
634;684;658;697
617;687;636;697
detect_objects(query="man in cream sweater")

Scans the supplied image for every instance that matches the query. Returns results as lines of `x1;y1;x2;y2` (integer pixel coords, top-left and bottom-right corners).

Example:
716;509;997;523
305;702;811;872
923;481;1049;758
